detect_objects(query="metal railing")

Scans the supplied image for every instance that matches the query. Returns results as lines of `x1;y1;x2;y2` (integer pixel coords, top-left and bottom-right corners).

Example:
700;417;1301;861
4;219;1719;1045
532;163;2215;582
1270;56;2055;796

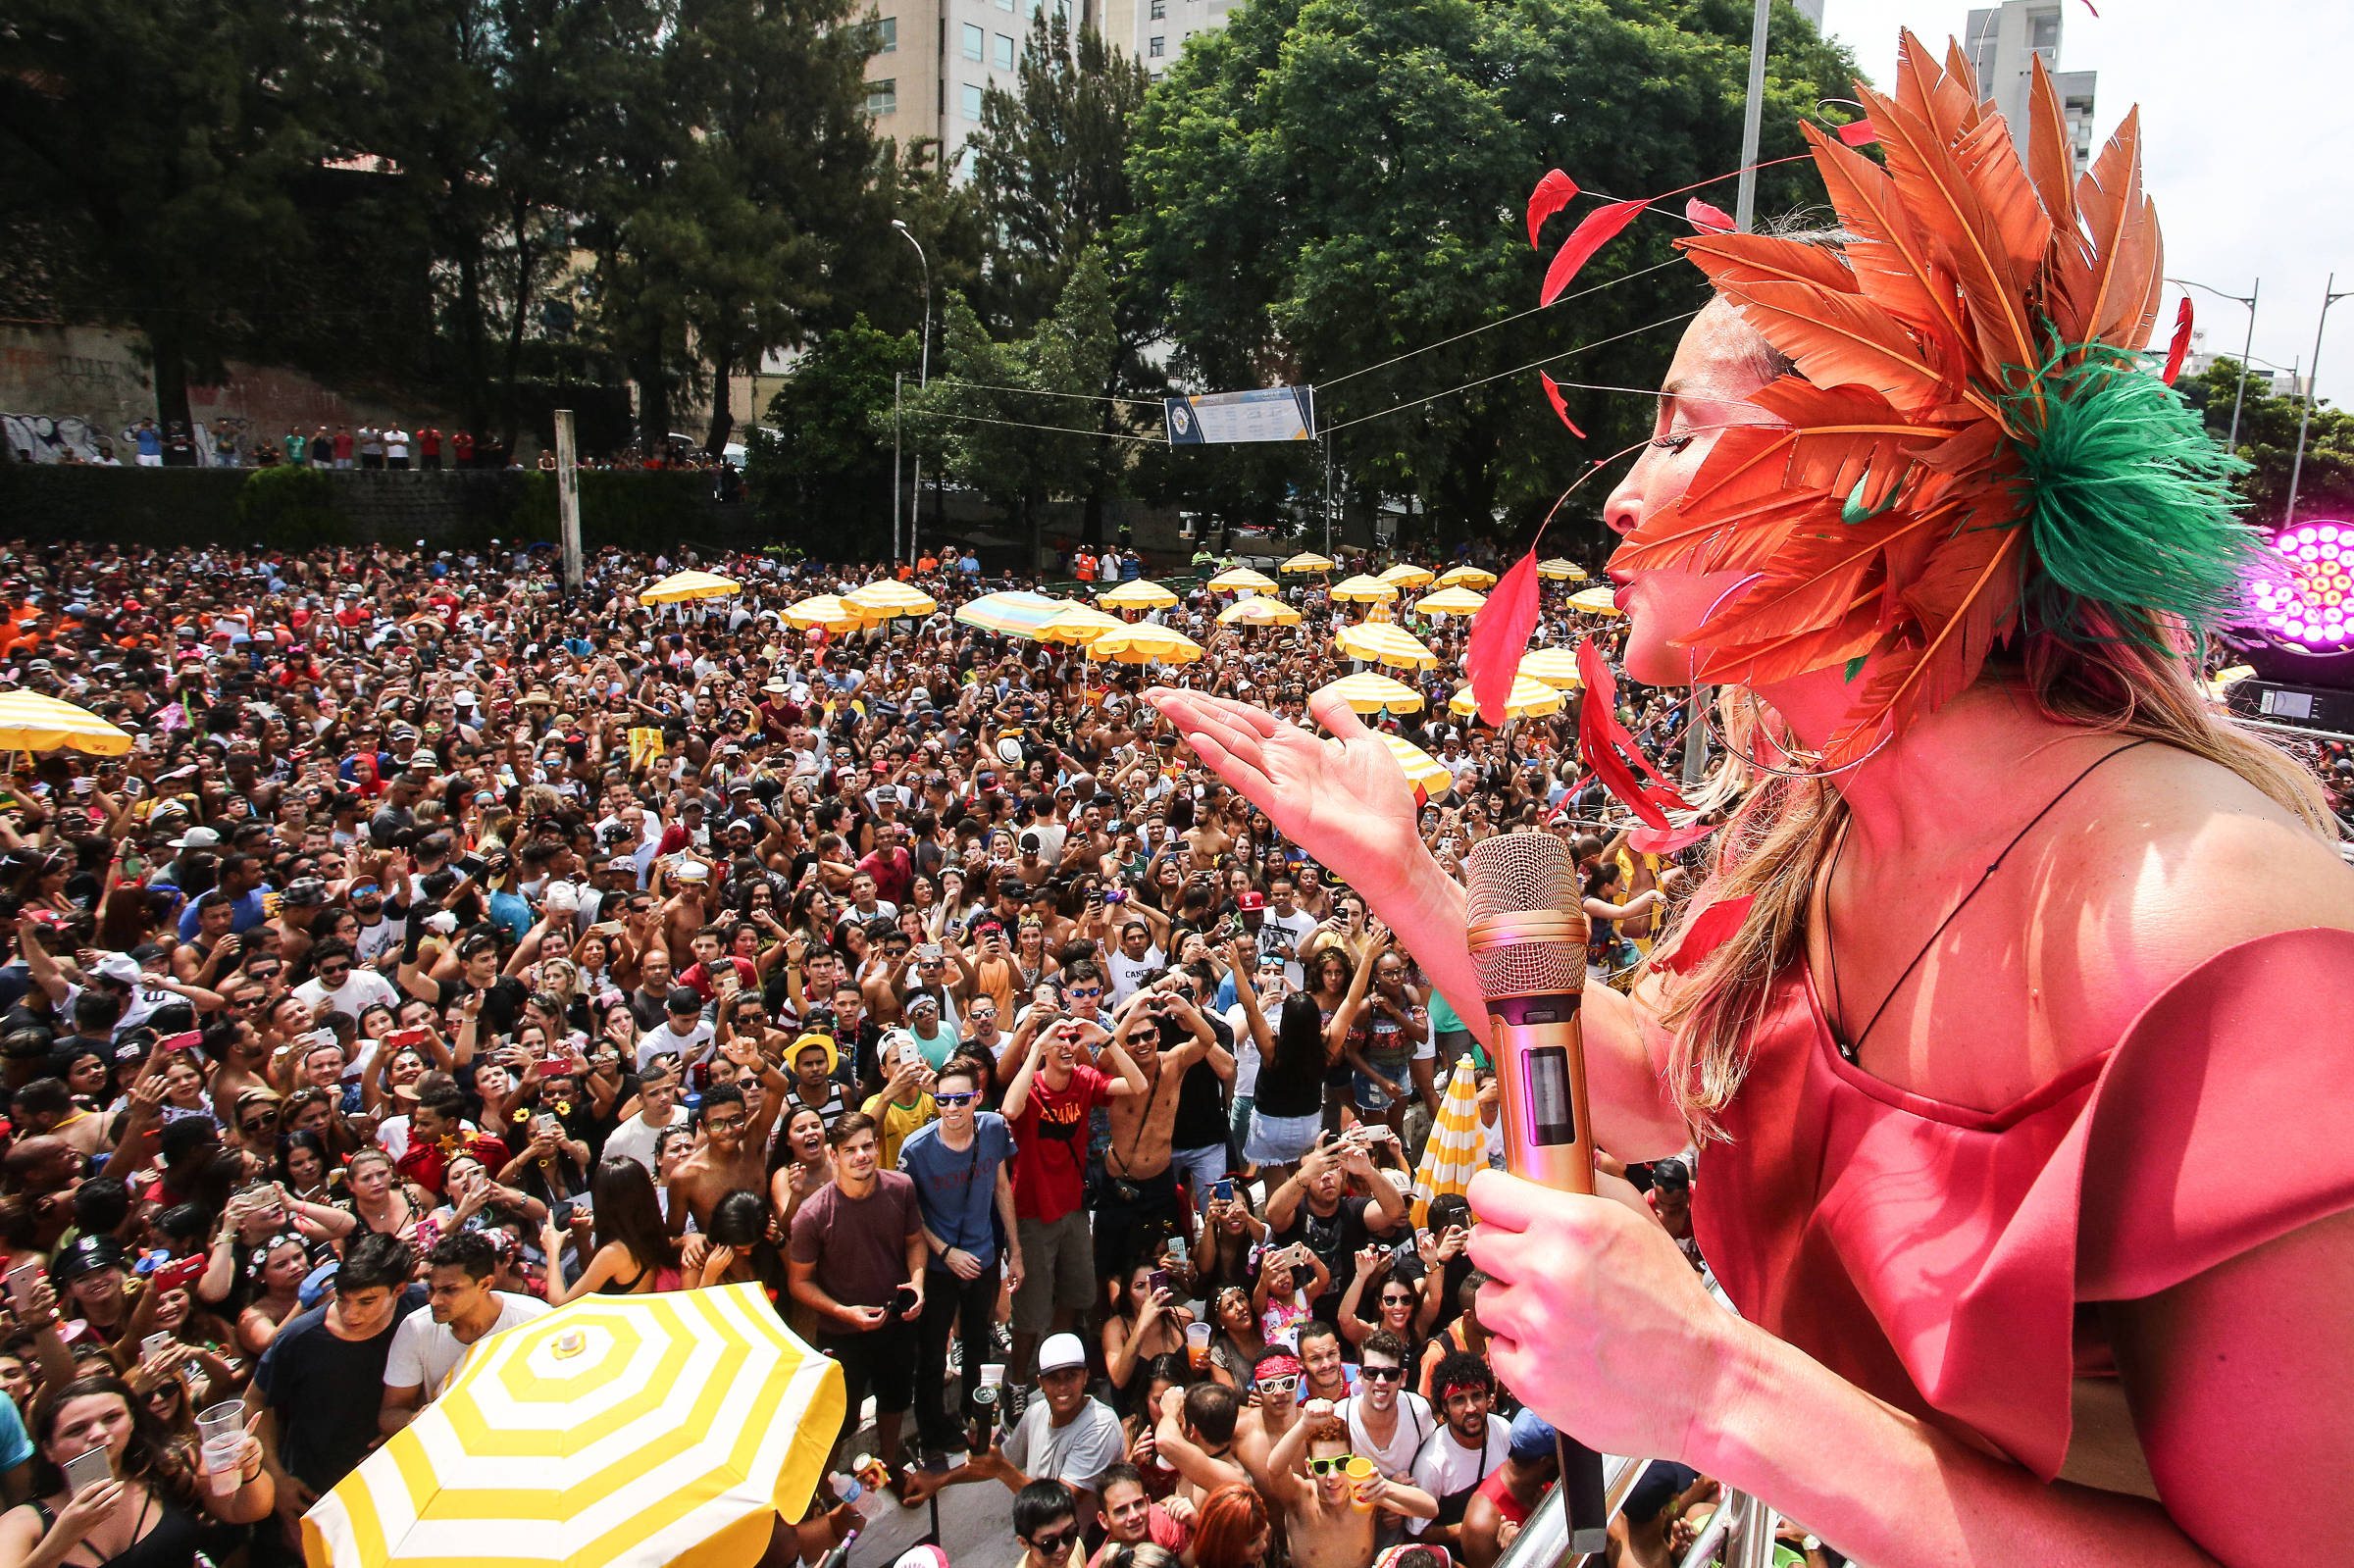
1491;1454;1783;1568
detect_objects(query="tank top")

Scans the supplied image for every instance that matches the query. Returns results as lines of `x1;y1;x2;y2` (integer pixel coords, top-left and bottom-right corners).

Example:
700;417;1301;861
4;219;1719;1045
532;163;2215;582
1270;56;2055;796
28;1489;203;1568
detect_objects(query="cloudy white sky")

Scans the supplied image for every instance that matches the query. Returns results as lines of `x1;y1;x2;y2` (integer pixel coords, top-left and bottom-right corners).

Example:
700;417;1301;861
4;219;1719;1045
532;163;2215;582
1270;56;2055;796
1818;0;2354;406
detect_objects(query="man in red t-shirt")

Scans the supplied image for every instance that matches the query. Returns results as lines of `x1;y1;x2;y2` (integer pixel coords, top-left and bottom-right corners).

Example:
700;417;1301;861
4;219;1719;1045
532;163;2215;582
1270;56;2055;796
453;430;475;468
417;427;442;469
855;819;914;908
1001;1011;1147;1391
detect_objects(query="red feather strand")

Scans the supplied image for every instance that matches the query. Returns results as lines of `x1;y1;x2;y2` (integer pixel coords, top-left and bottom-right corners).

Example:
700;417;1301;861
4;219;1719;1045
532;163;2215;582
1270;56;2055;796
1538;372;1587;438
1837;117;1879;146
1541;198;1648;307
1655;895;1755;976
1574;638;1690;829
1685;197;1735;233
2162;295;2193;384
1527;170;1578;250
1465;552;1544;727
1628;818;1722;856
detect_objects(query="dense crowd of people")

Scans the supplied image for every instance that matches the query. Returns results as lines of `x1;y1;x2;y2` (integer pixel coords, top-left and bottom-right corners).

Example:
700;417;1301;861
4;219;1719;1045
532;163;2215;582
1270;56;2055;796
24;419;736;475
0;533;2326;1568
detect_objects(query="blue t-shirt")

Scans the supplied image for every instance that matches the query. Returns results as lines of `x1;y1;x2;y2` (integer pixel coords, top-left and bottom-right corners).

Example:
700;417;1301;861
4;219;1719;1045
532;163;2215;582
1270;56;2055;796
897;1113;1014;1268
486;887;533;944
177;885;271;940
0;1392;30;1474
133;428;161;458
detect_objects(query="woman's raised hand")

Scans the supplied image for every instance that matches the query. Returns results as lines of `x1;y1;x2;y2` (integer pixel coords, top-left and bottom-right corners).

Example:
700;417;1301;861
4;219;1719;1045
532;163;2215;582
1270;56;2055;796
1143;686;1428;904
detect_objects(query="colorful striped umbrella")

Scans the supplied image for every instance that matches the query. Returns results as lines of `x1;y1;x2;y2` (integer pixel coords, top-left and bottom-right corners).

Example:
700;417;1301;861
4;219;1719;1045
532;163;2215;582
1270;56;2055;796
1518;647;1583;688
1566;584;1622;616
0;692;132;756
953;589;1070;637
1378;734;1455;802
1413;586;1488;619
1334;622;1438;671
1538;558;1587;582
1207;567;1280;594
1448;676;1565;720
1098;579;1180;610
302;1283;844;1568
1411;1056;1488;1227
639;570;742;603
1280;552;1336;574
779;595;875;633
1088;624;1203;665
1217;597;1302;627
1435;565;1498;588
845;580;938;618
1329;574;1400;603
1378;563;1435;589
1035;604;1125;644
1313;672;1424;714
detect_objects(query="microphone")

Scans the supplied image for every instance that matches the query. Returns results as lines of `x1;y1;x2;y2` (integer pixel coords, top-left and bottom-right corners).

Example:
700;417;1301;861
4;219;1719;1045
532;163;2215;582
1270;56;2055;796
1464;833;1609;1559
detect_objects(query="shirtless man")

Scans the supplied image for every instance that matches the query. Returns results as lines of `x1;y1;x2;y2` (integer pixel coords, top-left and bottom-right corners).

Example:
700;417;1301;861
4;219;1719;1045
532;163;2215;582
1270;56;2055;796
1095;976;1219;1281
1231;1347;1306;1490
666;1034;790;1252
1152;1381;1252;1510
1265;1402;1436;1568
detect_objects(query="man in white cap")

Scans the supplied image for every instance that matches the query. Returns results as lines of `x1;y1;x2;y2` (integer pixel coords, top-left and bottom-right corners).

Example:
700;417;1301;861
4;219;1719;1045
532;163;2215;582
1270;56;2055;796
902;1331;1124;1528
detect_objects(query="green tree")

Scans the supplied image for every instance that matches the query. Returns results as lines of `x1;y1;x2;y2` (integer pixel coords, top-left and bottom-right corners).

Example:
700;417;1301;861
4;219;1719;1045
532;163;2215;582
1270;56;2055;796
2179;358;2354;527
963;12;1152;332
1124;0;1856;552
747;314;917;556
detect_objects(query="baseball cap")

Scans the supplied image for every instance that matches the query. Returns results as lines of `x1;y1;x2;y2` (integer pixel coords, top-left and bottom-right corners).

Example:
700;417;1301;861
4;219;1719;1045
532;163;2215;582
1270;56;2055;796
1508;1407;1559;1465
673;860;709;883
1037;1332;1088;1375
169;826;221;850
1237;890;1266;911
91;953;144;987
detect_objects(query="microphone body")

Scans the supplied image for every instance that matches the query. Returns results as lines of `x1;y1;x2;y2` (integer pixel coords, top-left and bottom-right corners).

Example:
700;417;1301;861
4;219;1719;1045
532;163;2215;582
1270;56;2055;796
1464;836;1610;1559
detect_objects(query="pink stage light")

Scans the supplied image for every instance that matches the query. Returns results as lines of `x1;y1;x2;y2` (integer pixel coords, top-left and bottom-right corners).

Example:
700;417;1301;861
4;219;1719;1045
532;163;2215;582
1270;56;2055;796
2254;522;2354;651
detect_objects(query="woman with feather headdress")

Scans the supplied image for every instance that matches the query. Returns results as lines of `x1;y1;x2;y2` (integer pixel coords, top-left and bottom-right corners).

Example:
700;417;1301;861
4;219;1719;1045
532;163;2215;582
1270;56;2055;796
1146;34;2354;1565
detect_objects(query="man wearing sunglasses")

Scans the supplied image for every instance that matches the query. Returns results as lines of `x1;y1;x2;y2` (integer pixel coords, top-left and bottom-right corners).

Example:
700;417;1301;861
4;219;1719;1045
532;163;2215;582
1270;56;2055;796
1342;1330;1436;1502
899;1057;1024;1458
291;937;398;1022
1012;1479;1084;1568
1263;1402;1436;1568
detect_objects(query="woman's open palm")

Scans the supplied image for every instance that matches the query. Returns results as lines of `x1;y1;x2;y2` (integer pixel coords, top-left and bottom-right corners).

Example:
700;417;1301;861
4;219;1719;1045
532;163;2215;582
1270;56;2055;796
1144;687;1428;902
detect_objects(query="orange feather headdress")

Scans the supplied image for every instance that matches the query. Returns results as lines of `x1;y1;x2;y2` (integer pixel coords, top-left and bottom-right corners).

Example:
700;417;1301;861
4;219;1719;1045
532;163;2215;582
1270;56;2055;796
1572;31;2253;767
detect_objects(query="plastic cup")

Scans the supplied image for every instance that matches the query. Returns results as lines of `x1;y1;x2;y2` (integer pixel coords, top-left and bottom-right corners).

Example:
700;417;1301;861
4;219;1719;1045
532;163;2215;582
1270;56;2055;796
1186;1323;1211;1371
976;1363;1005;1398
1347;1456;1377;1512
196;1401;244;1495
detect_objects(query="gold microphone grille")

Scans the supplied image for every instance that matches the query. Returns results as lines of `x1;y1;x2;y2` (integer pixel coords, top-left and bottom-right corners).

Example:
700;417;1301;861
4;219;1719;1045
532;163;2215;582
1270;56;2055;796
1464;834;1578;925
1468;936;1585;998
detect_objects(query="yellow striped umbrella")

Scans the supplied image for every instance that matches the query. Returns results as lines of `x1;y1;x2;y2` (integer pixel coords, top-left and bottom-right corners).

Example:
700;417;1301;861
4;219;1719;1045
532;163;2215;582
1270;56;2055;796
1217;597;1302;627
1329;574;1400;604
1097;579;1180;610
1518;647;1583;688
1088;624;1203;665
1035;603;1125;644
1334;622;1439;671
1313;672;1424;714
303;1283;844;1568
1280;552;1335;574
1412;1056;1488;1227
845;580;938;618
1567;584;1621;616
1207;567;1280;594
1435;565;1498;589
779;595;875;633
1538;558;1587;582
639;570;742;604
1378;563;1435;589
1380;735;1454;802
953;589;1069;637
0;692;132;756
1413;586;1488;619
1449;676;1566;720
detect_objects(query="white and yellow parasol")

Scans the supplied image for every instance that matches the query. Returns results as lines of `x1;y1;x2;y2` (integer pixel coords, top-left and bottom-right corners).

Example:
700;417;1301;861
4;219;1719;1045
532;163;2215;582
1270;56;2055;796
1313;671;1425;714
1217;597;1303;628
639;570;742;604
1538;558;1588;582
1088;623;1203;665
779;595;876;634
1566;584;1621;616
1280;552;1336;574
1329;574;1400;604
1377;562;1435;590
1434;565;1498;589
302;1284;844;1568
0;693;132;757
1518;647;1583;688
1097;579;1181;611
1206;567;1280;594
1334;622;1438;671
1413;586;1488;620
845;580;938;618
1411;1056;1488;1227
1449;676;1566;720
1034;603;1125;645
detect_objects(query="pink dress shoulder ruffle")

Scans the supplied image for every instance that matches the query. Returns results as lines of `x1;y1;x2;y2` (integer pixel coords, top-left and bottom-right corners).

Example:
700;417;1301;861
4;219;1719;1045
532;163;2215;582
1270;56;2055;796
1690;926;2354;1482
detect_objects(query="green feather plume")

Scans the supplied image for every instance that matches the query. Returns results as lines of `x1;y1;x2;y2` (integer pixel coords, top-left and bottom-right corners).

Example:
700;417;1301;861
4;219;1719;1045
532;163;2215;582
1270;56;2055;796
2000;340;2257;650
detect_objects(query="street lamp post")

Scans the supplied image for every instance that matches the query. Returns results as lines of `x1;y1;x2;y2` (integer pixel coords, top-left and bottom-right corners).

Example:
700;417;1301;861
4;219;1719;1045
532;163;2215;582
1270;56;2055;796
2168;276;2259;454
2284;273;2351;529
893;220;932;567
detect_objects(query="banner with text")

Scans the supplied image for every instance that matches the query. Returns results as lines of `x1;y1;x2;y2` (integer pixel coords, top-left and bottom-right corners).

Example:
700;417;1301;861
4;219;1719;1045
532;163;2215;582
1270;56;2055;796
1164;385;1315;444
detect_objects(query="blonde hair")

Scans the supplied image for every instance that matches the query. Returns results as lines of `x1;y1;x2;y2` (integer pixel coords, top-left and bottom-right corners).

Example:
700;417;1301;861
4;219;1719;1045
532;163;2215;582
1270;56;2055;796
1653;626;2334;1140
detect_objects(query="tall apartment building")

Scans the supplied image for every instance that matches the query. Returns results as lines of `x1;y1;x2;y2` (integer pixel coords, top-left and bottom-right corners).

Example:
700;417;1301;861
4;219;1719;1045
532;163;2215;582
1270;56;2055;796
1106;0;1246;80
862;0;1082;167
1963;2;2098;174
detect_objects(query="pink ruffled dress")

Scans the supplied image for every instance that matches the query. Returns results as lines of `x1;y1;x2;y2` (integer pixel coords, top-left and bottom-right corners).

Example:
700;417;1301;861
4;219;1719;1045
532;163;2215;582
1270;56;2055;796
1689;927;2354;1482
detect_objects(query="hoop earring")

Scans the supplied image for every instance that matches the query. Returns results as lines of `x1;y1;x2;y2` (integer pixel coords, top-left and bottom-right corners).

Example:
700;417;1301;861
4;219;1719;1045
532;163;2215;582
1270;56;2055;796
1684;578;1892;782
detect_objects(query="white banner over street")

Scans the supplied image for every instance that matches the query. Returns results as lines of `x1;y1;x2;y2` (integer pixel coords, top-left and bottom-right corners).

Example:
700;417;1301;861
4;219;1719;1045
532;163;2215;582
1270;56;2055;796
1164;385;1315;444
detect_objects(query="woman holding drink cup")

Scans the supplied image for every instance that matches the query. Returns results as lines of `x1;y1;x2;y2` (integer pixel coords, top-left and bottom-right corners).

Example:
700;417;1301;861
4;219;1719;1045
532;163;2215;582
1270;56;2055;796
0;1373;273;1568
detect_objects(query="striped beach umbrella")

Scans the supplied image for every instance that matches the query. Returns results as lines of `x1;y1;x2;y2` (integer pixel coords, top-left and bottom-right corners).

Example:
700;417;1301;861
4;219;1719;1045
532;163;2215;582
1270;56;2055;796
1435;565;1498;589
779;595;875;633
1537;558;1587;582
1448;676;1565;720
302;1283;844;1568
954;589;1070;637
1566;584;1621;616
1088;623;1203;665
1334;622;1438;671
1312;672;1424;715
1217;597;1302;627
1378;563;1435;589
639;570;741;604
1518;647;1583;688
1206;566;1280;594
1280;552;1335;574
1329;574;1400;604
1379;735;1454;802
1035;604;1125;645
846;580;939;618
1411;1056;1488;1227
1098;579;1181;611
1413;586;1488;620
0;692;132;757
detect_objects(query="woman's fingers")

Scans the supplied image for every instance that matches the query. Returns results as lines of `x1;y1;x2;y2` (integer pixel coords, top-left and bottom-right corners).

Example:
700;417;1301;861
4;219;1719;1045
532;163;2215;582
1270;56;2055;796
1466;1167;1550;1234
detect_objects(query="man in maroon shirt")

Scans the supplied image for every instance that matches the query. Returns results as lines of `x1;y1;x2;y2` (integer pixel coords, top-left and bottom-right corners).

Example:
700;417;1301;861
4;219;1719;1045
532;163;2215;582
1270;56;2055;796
453;430;475;469
855;819;915;908
417;427;442;470
1001;1010;1148;1399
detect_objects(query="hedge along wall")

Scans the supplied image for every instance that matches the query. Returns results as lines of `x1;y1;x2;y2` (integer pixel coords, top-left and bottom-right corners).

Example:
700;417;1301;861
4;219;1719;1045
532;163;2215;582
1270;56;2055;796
0;464;761;551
